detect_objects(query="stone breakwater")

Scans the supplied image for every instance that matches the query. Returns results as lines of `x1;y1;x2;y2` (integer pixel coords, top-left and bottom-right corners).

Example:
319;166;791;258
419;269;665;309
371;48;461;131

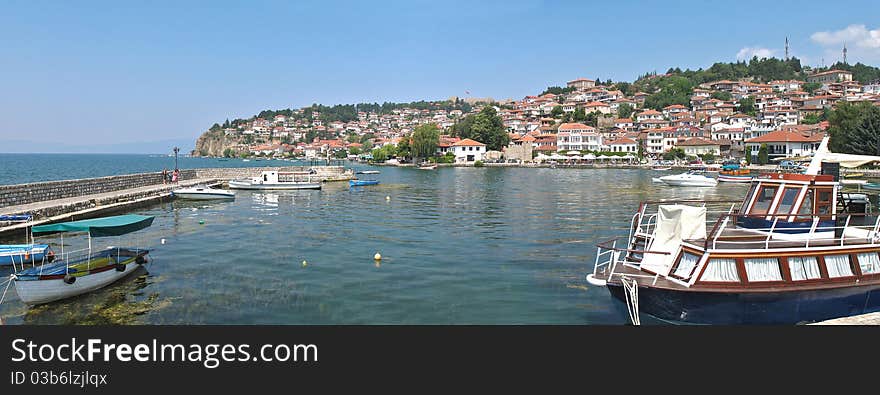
0;166;354;237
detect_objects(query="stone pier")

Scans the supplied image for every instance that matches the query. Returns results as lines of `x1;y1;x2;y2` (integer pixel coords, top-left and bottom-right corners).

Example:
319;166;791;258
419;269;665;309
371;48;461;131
0;166;354;239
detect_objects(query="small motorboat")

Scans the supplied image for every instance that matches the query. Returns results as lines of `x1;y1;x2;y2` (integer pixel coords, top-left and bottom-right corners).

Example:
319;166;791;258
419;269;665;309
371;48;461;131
652;167;672;171
349;179;380;187
357;170;381;174
172;185;235;200
0;214;55;267
844;173;864;178
658;172;717;187
418;162;438;170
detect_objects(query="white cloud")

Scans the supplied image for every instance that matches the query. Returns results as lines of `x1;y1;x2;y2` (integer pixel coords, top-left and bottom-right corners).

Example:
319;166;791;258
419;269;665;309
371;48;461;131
811;24;880;49
736;47;776;60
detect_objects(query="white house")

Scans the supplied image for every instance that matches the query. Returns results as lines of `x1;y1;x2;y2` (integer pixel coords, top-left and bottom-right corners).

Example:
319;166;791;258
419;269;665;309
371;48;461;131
745;130;825;160
451;138;487;163
606;137;639;153
636;109;664;122
556;123;602;151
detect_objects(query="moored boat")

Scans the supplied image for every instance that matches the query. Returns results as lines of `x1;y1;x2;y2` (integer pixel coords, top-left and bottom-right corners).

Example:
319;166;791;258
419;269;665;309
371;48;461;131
418;162;438;170
717;174;754;183
658;171;717;187
0;214;54;267
349;179;380;187
228;170;322;190
12;214;153;305
588;136;880;324
172;185;235;200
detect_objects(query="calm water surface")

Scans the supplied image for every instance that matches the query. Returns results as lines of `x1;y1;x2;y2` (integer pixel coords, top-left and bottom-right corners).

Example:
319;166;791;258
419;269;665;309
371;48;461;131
0;165;748;324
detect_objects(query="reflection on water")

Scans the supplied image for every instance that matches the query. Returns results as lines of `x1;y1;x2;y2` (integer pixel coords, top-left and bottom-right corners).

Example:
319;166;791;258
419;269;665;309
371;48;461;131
0;168;748;324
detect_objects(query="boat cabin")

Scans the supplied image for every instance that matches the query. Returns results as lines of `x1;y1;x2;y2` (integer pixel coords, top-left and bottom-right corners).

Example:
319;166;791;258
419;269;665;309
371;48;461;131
249;171;315;184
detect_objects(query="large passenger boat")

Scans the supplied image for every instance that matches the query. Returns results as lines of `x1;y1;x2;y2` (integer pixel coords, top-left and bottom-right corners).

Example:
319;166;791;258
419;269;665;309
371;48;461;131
587;137;880;324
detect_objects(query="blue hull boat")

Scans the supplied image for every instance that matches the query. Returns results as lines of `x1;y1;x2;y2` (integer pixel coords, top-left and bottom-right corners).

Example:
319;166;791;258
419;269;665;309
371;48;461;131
0;244;53;266
349;180;380;187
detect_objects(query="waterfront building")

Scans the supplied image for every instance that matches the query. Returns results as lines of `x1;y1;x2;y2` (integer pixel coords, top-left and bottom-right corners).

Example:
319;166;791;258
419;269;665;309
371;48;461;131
556;123;602;152
451;138;487;163
606;137;638;153
676;137;720;157
745;130;825;160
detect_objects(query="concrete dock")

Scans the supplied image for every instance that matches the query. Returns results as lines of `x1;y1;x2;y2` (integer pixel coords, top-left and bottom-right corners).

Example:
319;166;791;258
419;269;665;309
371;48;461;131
0;166;354;239
812;312;880;325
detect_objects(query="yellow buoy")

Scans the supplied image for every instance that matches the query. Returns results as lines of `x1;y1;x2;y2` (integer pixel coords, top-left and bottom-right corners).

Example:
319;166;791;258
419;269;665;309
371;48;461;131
374;252;382;261
302;260;308;267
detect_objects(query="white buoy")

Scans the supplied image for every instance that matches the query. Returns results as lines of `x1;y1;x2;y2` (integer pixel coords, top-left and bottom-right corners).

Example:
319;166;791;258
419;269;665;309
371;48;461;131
374;252;382;261
302;260;308;267
161;239;166;245
385;196;391;201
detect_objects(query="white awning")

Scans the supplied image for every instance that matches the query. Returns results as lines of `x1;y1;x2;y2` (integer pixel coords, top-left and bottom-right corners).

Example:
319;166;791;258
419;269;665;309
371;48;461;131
821;153;880;168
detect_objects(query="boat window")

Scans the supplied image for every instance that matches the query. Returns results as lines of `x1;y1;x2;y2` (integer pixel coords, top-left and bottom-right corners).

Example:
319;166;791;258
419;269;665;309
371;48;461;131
775;187;801;216
824;254;854;278
856;252;880;275
788;256;821;280
700;258;740;282
744;257;783;282
750;186;778;215
816;190;833;216
797;189;814;217
741;183;759;211
672;252;700;278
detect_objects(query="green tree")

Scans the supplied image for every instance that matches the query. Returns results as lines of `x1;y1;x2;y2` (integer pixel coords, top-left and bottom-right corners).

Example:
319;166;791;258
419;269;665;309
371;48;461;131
617;103;634;119
828;102;880;154
348;146;362;155
711;91;732;101
738;97;756;116
644;76;694;110
662;148;687;161
468;107;509;151
541;86;576;95
396;136;412;161
757;144;769;165
700;152;716;163
572;107;587;122
551;105;564;118
411;123;441;162
802;82;821;94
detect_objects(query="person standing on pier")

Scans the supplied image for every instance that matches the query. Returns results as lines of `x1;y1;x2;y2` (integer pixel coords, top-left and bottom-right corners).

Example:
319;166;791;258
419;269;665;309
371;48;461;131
162;168;168;184
172;168;179;184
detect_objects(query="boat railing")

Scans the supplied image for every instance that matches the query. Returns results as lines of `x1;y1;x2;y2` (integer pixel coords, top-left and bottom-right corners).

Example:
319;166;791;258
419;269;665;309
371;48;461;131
701;212;880;250
594;237;671;283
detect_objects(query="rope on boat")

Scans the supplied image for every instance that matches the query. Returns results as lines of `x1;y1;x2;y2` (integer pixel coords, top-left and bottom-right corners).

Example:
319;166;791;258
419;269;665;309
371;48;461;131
622;277;641;326
0;275;13;307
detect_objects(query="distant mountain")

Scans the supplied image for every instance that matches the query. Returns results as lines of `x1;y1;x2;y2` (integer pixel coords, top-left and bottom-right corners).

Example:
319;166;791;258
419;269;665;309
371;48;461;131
0;138;195;155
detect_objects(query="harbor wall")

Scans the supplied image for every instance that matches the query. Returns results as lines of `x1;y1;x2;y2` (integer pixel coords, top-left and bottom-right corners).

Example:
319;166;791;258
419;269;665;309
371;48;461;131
0;170;198;208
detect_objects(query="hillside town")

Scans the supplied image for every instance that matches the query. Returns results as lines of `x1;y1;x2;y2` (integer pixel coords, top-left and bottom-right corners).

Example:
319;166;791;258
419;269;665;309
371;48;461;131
196;66;880;165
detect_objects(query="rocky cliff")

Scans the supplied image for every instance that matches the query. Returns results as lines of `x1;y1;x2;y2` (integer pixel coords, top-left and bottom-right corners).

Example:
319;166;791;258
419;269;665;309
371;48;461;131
194;130;238;157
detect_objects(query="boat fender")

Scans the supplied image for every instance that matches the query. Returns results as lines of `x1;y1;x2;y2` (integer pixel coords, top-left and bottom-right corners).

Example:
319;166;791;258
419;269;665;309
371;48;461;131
63;275;76;285
116;263;126;272
135;256;146;265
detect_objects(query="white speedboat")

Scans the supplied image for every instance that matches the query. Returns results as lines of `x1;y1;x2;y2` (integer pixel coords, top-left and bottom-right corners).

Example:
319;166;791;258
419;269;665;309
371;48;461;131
228;170;322;190
658;172;717;187
172;185;235;200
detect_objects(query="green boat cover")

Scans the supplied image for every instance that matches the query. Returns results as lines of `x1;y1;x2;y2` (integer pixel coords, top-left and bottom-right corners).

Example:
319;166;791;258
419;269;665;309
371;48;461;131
32;215;154;237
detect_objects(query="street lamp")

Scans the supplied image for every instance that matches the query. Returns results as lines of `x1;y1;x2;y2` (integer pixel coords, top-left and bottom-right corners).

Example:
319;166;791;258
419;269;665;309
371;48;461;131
173;146;180;171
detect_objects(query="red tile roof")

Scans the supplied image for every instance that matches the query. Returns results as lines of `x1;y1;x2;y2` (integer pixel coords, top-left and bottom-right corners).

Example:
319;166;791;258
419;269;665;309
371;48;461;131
745;130;825;143
452;138;486;147
558;122;594;131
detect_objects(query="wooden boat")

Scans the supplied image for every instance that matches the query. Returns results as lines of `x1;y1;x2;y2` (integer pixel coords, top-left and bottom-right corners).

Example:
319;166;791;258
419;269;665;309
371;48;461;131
349;179;380;187
228;171;321;190
844;173;864;178
12;215;153;305
0;214;54;267
587;137;880;324
172;185;235;200
651;166;672;171
418;162;438;170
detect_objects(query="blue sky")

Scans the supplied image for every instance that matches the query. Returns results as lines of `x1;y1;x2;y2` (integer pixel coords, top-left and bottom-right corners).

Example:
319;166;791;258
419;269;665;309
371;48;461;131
1;0;878;152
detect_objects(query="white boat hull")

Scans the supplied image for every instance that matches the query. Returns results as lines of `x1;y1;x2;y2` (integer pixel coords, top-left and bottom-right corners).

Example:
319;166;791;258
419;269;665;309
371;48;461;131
228;180;322;190
661;179;717;187
173;192;235;199
717;175;753;183
14;261;144;305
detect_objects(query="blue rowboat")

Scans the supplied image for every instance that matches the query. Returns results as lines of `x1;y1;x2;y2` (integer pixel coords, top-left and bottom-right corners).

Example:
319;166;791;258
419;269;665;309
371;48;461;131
0;244;53;266
349;179;379;187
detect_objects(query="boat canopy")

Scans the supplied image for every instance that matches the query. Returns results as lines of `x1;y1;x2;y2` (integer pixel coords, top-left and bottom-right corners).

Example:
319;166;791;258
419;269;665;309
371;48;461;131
32;215;154;237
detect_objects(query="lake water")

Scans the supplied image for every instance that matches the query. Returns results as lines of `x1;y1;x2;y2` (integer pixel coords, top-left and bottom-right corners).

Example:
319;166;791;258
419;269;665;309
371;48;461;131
0;153;328;185
0;163;748;324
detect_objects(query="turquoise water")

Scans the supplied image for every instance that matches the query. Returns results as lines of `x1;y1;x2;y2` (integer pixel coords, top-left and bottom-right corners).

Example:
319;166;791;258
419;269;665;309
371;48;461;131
0;153;331;185
0;165;748;324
